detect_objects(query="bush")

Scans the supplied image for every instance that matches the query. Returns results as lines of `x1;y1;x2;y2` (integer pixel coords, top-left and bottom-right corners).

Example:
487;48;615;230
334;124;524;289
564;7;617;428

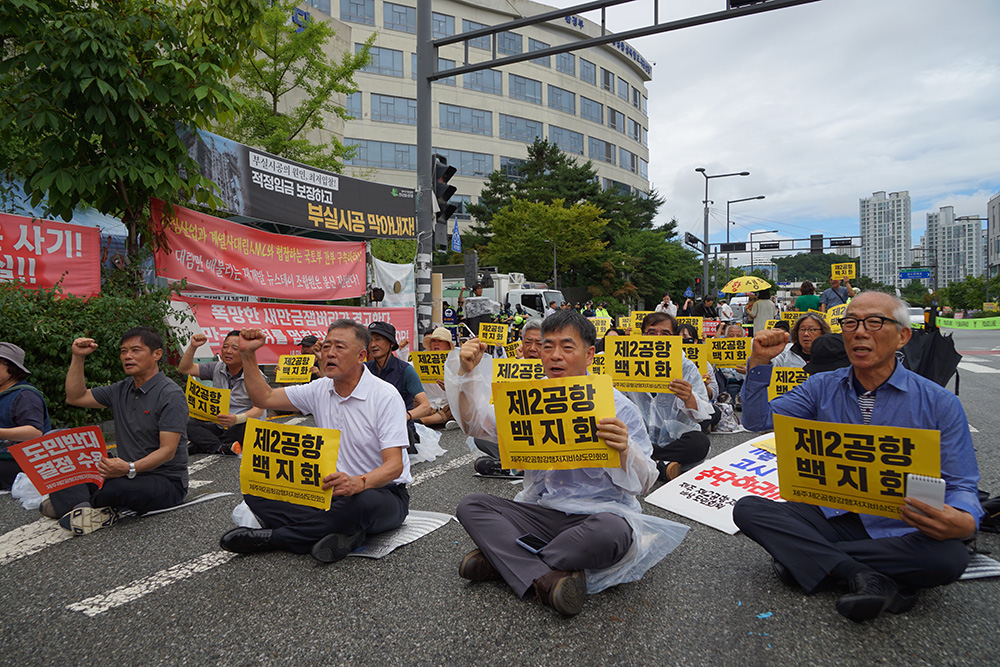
0;262;191;428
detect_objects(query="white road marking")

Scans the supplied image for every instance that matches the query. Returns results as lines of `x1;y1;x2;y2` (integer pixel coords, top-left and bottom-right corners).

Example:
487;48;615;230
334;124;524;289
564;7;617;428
287;417;309;425
0;518;71;566
188;455;222;474
189;479;213;489
410;452;476;486
957;362;1000;374
969;425;980;433
67;551;236;617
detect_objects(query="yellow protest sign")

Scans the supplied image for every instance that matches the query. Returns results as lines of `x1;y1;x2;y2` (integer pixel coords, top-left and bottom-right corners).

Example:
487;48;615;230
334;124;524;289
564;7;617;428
774;414;940;519
831;262;856;280
764;319;780;330
676;316;703;337
588;353;606;375
589;317;612;336
504;341;520;359
275;354;315;383
630;310;655;331
617;316;631;330
410;351;449;382
185;375;231;423
826;303;848;333
781;311;806;322
479;322;509;345
768;367;809;401
609;335;684;392
983;302;998;312
492;374;619;471
707;337;750;368
493;358;546;383
240;418;340;510
681;342;707;374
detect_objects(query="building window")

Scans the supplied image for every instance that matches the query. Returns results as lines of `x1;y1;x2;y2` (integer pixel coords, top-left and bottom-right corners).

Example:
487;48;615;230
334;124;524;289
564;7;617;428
345;139;416;170
340;0;373;25
433;147;493;177
498;31;522;55
580;96;603;124
384;2;415;33
463;69;502;95
617;77;629;101
500;156;527;179
601;68;614;93
639;158;648;179
529;38;550;67
549;125;584;155
411;54;454;84
462;19;490;50
631;86;641;109
432;12;454;38
440;104;492;136
371;93;416;125
305;0;331;14
510;74;542;105
588;137;615;165
345;92;362;119
452;194;473;219
627;117;640;142
580;58;596;85
362;45;403;77
640;125;648;147
499;114;543;143
603;177;631;194
556;52;575;75
608;107;625;133
548;85;575;115
619;147;638;173
641;95;648;115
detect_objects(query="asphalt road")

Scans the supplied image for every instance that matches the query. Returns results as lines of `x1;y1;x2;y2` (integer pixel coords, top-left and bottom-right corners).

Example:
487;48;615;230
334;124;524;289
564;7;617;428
1;328;998;666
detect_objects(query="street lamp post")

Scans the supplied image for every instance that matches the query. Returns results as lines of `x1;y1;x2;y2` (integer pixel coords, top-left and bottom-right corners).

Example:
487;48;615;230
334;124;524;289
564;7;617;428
726;195;766;283
545;239;558;290
749;229;779;278
696;168;750;299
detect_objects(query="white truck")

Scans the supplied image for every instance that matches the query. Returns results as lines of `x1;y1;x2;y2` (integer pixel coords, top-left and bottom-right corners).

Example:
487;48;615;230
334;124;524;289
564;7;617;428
442;272;564;319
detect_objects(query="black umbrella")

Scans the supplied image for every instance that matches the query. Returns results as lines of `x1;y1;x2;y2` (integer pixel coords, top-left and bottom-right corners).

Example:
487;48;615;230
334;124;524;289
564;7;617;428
902;329;962;393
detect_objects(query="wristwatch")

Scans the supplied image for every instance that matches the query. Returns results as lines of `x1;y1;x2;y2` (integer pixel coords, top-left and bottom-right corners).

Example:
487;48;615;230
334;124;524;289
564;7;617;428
127;462;137;479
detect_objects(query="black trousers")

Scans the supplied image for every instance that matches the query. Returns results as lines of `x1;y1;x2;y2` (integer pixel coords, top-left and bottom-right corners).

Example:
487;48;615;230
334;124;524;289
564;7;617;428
0;459;21;490
187;419;247;454
700;406;722;433
49;473;187;516
246;483;409;554
651;429;711;467
473;438;501;460
733;496;969;593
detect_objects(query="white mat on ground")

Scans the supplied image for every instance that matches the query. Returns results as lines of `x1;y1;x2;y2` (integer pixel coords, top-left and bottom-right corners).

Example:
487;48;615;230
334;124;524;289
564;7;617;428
960;553;1000;580
643;433;779;534
348;510;454;559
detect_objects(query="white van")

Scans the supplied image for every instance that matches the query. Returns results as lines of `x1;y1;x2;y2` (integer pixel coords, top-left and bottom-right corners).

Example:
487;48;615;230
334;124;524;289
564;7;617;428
506;288;565;319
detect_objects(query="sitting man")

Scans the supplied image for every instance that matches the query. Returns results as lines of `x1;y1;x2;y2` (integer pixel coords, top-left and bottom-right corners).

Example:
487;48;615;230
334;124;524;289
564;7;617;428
44;328;189;534
178;331;265;455
414;326;458;430
734;291;982;622
219;320;410;563
447;310;688;615
0;342;52;489
365;321;431;452
299;335;322;379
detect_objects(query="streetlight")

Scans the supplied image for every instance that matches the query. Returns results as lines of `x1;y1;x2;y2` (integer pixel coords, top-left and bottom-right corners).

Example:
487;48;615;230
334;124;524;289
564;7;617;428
696;167;750;298
726;195;765;283
545;239;558;290
749;230;779;279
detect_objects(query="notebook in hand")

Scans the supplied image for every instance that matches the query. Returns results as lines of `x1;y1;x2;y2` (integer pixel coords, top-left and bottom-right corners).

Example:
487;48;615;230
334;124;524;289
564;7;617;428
905;473;945;512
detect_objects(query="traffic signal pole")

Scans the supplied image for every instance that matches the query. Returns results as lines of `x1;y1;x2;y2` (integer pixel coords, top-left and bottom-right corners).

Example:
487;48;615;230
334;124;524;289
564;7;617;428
415;0;434;337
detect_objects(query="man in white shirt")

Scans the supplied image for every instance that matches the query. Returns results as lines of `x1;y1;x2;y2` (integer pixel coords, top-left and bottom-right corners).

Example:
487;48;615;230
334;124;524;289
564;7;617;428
219;320;411;564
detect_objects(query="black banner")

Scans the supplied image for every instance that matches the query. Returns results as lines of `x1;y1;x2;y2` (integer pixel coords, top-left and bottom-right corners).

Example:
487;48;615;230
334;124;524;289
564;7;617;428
181;129;416;239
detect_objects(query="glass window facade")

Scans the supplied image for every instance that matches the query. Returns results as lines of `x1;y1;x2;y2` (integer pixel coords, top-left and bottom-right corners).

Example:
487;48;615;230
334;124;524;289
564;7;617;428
547;85;575;114
462;19;490;50
510;74;542;104
499;114;543;143
549;125;584;155
580;96;603;124
556;52;575;75
463;69;502;95
580;59;596;85
341;0;373;25
432;12;454;38
433;148;493;177
440;103;492;136
497;31;522;55
362;45;403;77
346;91;362;119
588;137;615;165
529;38;550;67
372;93;416;125
608;107;625;133
345;139;416;170
384;2;415;33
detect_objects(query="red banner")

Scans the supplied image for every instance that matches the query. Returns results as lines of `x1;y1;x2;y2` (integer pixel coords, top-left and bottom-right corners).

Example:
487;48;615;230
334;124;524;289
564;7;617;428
175;296;416;364
9;426;107;494
0;213;101;296
151;200;366;300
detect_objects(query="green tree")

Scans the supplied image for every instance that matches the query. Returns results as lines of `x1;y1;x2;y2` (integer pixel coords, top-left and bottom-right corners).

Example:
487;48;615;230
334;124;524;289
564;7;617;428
0;0;266;256
371;238;416;264
611;225;700;307
215;0;373;172
771;252;856;283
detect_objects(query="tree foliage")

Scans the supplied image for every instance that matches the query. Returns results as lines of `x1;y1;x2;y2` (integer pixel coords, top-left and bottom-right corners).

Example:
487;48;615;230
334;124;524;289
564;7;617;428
0;0;266;256
215;0;373;172
939;274;1000;311
770;252;856;283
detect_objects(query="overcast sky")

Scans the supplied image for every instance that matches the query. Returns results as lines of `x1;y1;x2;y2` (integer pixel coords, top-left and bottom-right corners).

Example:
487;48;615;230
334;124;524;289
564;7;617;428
557;0;1000;258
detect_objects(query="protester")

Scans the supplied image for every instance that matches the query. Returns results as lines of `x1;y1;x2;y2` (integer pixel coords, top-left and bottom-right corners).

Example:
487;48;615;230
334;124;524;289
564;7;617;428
676;323;722;433
655;293;677;317
719;299;734;322
718;323;748;402
819;276;854;312
747;289;777;334
544;301;558;318
178;331;266;455
0;343;52;489
366;322;431;454
43;328;189;534
415;327;458;430
693;296;719;319
677;298;695;317
769;313;831;368
219;321;411;563
793;281;821;312
801;333;850;375
447;311;688;615
622;312;712;481
735;292;982;622
299;335;322;378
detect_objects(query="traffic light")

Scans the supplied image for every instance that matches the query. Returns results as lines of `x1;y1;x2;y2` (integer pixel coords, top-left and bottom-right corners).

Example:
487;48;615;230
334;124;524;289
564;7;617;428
433;154;457;226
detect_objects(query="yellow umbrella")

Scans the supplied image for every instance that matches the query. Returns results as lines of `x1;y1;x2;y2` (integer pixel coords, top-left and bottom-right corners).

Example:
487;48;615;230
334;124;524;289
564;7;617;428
721;276;772;294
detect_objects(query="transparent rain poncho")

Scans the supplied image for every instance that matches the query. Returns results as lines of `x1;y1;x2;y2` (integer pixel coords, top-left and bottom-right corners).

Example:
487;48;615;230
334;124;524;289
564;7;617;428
625;356;712;444
444;350;689;593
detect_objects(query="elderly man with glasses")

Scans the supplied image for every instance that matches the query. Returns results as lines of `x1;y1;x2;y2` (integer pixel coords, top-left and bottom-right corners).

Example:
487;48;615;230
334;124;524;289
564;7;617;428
734;292;982;623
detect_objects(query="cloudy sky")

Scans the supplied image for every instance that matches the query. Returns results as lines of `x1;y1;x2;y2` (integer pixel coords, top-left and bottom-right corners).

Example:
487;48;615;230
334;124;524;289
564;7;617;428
557;0;1000;258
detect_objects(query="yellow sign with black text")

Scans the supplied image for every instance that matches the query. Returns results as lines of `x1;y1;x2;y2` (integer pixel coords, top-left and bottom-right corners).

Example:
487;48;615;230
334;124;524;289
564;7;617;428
410;351;449;382
768;367;809;401
609;335;684;392
774;414;940;519
588;354;606;375
589;317;612;336
493;358;546;383
681;342;707;375
707;337;750;368
504;342;520;359
240;419;340;510
764;319;780;330
479;322;509;346
493;375;619;470
275;354;315;383
630;310;655;332
782;311;806;322
831;262;856;280
826;303;848;333
618;316;631;330
676;316;703;337
185;376;231;423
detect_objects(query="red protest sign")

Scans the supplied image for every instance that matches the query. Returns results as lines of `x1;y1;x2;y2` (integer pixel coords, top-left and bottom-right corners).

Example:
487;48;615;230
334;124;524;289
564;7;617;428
0;213;101;297
151;199;366;300
175;296;416;365
9;426;107;494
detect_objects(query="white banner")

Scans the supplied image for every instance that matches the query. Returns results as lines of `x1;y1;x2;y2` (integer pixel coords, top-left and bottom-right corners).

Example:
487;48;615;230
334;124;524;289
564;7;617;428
372;256;416;342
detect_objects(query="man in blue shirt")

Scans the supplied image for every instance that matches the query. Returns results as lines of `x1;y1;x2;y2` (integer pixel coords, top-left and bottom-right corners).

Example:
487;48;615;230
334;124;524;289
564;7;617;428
735;291;981;622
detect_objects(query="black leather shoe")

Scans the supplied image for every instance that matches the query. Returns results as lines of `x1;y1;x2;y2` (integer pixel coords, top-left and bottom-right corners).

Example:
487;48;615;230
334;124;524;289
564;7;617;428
220;528;275;554
835;571;903;622
772;558;797;587
311;531;366;563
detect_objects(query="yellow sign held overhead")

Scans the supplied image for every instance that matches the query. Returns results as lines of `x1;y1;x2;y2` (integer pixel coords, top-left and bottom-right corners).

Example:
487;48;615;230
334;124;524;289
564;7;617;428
493;358;547;383
588;354;606;375
503;341;520;359
782;311;806;322
493;375;619;471
185;376;231;423
609;335;683;393
764;319;781;330
676;316;703;337
410;351;449;382
826;303;848;333
617;316;631;330
589;317;612;336
768;367;809;401
240;418;340;510
275;354;315;383
629;310;655;332
774;414;940;519
478;322;509;346
707;337;750;369
831;262;856;280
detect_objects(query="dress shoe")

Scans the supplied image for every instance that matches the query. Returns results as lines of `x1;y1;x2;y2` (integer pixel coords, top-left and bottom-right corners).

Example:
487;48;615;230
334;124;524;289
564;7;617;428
772;558;797;587
220;527;275;554
533;570;586;616
311;531;366;563
459;549;502;582
39;497;59;519
835;570;909;622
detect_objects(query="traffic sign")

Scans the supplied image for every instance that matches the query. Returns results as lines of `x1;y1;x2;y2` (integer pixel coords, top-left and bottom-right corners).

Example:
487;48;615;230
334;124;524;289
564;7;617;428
899;270;930;280
684;287;694;298
451;221;461;252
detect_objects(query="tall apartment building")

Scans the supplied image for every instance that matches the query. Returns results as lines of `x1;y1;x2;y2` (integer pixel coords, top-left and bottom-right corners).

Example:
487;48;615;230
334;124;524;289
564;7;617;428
925;206;984;287
859;191;911;288
988;191;1000;278
301;0;652;232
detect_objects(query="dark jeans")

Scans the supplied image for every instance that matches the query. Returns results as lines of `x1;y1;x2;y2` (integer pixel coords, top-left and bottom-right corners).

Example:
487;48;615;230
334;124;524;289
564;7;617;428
0;458;21;490
187;419;247;454
49;473;187;516
651;429;711;468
